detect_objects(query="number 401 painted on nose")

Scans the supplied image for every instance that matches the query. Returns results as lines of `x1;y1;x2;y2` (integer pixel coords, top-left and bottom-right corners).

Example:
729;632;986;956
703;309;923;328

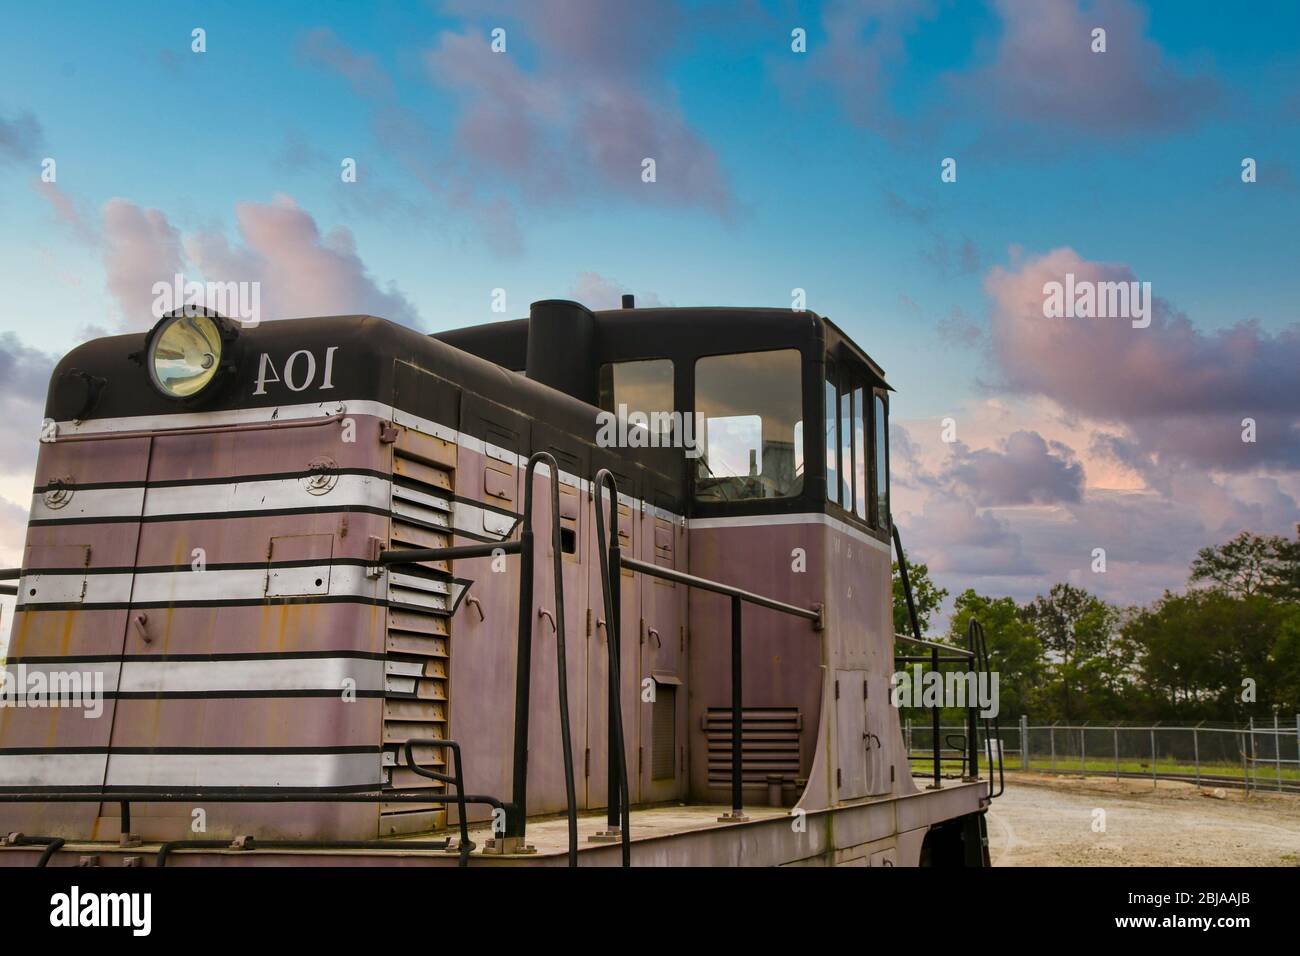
252;347;338;395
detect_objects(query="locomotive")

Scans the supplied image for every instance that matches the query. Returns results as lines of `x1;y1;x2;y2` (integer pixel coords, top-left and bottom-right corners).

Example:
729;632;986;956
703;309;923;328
0;297;998;866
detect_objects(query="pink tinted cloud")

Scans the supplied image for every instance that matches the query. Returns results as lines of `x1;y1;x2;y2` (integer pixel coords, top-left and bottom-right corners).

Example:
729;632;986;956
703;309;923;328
32;180;97;244
966;0;1219;135
423;7;735;216
101;199;184;328
99;196;421;329
186;196;422;327
985;247;1300;470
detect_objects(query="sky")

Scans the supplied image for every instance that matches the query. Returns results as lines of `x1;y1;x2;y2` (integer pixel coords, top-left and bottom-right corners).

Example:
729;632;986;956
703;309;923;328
1;0;1299;633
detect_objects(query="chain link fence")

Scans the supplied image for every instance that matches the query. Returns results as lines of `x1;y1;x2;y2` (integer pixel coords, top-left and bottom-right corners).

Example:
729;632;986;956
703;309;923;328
905;715;1300;793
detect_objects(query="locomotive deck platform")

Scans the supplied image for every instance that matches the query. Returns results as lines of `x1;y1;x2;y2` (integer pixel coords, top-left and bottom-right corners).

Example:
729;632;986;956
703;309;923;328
0;779;987;867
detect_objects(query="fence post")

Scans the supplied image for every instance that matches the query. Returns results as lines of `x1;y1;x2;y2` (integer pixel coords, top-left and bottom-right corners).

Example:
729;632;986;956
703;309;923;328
1114;728;1119;780
1150;728;1157;789
1296;715;1299;790
1275;709;1283;793
1081;722;1087;773
1050;724;1056;771
1020;715;1029;771
1249;717;1256;792
1193;725;1200;787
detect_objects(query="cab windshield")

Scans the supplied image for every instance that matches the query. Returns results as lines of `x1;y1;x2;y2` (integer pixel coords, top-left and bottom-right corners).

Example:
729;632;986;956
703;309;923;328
694;349;804;502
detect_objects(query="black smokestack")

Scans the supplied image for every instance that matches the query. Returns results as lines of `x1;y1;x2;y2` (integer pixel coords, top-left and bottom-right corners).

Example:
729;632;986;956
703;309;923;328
525;299;598;404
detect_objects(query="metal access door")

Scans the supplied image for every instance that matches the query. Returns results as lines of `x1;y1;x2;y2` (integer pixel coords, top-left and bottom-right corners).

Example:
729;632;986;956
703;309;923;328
835;669;870;801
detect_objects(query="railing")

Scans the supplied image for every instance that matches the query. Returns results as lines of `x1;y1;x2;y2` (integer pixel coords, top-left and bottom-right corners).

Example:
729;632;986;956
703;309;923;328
593;470;822;845
892;525;1003;799
912;717;1300;794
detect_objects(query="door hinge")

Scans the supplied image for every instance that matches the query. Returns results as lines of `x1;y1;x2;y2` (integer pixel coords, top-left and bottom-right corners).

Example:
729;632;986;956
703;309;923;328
835;679;840;700
836;768;842;788
584;748;590;778
638;746;643;775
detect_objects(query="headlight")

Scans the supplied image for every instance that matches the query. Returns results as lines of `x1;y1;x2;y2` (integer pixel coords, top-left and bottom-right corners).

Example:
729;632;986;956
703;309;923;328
146;312;229;399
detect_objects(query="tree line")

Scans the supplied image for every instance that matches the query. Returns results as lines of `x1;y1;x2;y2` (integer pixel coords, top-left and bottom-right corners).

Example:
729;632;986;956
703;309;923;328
893;528;1300;723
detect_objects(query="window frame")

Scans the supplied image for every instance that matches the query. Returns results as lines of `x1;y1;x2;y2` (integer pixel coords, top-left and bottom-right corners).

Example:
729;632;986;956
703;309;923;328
823;357;889;541
691;346;806;505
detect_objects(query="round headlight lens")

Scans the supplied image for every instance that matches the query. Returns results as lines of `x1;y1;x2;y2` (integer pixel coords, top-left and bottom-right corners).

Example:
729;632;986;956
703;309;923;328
148;313;224;398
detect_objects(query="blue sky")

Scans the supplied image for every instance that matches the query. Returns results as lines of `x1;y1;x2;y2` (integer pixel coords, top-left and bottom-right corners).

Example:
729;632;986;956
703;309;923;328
2;0;1299;625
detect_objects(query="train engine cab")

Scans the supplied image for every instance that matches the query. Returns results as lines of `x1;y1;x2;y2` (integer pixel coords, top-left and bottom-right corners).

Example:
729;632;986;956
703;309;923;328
0;299;991;867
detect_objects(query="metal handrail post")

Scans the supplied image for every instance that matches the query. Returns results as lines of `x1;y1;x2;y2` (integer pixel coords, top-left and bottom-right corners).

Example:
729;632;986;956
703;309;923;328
719;595;748;821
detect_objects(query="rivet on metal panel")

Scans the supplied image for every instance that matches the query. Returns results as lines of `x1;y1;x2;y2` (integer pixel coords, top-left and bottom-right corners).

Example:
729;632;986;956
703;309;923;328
380;422;400;444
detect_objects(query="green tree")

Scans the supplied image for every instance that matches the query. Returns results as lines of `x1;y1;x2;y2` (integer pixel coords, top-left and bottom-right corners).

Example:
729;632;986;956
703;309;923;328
1189;528;1300;601
1125;589;1287;720
1019;583;1123;720
946;589;1046;718
891;559;948;637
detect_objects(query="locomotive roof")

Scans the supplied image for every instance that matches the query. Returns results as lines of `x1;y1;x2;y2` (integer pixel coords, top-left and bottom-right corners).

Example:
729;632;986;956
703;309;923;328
433;305;889;387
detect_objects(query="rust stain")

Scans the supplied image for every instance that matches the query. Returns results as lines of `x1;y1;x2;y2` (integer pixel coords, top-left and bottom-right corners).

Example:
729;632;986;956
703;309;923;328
59;609;76;657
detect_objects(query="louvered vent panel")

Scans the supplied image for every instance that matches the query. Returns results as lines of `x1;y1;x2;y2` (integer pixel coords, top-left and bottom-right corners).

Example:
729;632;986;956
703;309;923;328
703;707;802;787
381;426;456;835
652;686;676;780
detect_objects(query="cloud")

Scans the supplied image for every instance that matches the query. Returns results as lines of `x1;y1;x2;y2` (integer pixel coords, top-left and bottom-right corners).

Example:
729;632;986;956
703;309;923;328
186;196;423;328
962;0;1219;136
98;196;421;329
984;247;1300;470
0;109;43;164
773;0;936;136
297;27;392;97
423;14;735;216
0;333;56;482
32;180;97;243
101;199;184;328
944;430;1085;506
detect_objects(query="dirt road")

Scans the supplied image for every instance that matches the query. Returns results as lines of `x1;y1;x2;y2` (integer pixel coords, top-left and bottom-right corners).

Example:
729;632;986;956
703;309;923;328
986;773;1300;866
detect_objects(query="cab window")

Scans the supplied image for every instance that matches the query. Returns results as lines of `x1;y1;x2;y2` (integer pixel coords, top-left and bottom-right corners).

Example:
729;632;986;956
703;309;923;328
599;359;675;443
826;362;888;531
695;349;803;502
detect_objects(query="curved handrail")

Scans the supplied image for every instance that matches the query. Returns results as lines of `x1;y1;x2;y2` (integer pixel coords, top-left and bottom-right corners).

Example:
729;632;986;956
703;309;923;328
968;618;1005;799
402;738;474;867
523;452;579;867
593;468;632;867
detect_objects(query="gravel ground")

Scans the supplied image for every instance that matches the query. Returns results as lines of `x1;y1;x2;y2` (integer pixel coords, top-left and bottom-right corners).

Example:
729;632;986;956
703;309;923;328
986;773;1300;866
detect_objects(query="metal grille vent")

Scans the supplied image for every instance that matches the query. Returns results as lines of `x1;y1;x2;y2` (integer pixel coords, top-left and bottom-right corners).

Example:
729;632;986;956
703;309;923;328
381;426;456;835
703;706;801;787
